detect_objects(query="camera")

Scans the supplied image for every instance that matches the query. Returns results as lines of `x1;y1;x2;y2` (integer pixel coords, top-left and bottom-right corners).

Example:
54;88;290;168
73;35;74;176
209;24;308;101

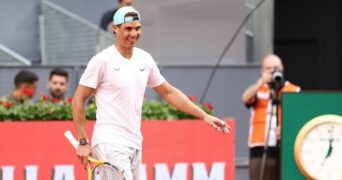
269;68;284;92
271;68;284;82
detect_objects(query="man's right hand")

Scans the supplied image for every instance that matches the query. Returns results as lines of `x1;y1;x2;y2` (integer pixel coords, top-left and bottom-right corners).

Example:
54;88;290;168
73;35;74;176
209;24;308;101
260;71;272;84
76;144;91;168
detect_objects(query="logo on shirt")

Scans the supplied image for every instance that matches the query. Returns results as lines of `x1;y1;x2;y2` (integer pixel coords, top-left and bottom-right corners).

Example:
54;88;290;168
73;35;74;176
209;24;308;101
139;68;145;72
114;68;120;71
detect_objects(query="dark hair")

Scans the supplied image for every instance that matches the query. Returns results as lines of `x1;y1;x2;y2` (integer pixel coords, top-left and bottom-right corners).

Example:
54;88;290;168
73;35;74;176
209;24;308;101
14;70;39;88
49;68;68;81
118;0;123;3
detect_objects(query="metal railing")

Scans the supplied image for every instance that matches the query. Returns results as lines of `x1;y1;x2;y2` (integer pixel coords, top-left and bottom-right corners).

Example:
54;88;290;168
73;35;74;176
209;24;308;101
39;0;113;65
0;44;32;66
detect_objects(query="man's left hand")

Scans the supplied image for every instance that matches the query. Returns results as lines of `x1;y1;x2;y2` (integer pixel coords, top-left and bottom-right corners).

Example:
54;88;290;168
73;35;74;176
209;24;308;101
203;115;231;134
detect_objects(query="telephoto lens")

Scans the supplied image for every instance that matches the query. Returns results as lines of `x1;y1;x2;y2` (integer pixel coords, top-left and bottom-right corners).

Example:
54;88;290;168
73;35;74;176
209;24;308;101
272;69;283;82
269;68;285;92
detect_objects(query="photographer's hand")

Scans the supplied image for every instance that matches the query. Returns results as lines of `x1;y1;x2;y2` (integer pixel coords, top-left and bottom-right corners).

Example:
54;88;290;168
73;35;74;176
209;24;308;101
261;71;272;84
242;71;272;104
242;78;264;104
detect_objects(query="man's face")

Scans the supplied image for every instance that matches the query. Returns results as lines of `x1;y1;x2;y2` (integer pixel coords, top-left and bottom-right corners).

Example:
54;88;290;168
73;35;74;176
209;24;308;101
261;57;283;75
21;81;39;99
114;21;141;49
47;75;68;99
120;0;133;7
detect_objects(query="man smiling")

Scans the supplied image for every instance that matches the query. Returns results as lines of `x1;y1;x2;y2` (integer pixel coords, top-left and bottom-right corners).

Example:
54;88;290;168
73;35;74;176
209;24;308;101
72;6;230;180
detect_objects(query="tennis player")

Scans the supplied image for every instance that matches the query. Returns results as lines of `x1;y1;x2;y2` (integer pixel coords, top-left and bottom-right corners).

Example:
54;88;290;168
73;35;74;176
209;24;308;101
72;6;230;180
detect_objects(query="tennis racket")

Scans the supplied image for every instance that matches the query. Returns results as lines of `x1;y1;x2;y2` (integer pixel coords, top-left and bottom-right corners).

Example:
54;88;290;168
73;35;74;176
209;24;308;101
64;130;125;180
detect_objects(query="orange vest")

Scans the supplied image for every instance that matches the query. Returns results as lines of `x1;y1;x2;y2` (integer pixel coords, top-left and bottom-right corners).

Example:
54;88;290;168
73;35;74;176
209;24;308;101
248;81;300;147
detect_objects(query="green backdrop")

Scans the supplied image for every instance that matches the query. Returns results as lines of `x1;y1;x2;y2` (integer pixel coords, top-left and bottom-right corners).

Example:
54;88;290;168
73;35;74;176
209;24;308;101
281;92;342;179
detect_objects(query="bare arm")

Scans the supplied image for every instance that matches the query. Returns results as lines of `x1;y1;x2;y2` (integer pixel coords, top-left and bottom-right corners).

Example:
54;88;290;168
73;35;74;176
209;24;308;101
153;81;230;133
72;85;95;166
242;70;272;104
241;79;263;105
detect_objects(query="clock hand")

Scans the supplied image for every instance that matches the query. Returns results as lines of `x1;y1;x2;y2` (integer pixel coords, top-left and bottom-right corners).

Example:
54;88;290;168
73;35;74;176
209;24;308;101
324;126;335;159
325;126;335;159
320;132;334;169
319;138;333;174
324;138;333;159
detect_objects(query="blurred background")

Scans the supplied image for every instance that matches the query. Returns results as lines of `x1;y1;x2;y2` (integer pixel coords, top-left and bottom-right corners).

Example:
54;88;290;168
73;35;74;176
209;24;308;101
1;0;341;179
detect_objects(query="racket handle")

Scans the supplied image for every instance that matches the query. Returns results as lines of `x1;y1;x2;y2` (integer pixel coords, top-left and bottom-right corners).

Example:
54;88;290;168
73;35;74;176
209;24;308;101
64;130;78;149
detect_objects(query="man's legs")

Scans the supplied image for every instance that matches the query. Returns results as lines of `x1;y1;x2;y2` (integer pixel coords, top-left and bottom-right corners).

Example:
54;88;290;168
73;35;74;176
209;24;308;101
131;149;142;180
249;157;277;180
92;143;141;180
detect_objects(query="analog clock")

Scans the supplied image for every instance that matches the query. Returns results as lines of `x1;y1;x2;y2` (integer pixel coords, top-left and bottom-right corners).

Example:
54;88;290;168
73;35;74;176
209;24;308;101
294;114;342;180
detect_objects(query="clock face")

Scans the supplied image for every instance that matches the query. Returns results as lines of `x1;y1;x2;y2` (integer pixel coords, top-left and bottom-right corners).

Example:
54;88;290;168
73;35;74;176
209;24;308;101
294;115;342;180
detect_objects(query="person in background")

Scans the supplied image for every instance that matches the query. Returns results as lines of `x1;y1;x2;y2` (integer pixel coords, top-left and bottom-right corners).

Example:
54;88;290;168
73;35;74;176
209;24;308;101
73;6;230;180
242;54;300;180
1;70;39;105
43;68;69;104
99;0;133;32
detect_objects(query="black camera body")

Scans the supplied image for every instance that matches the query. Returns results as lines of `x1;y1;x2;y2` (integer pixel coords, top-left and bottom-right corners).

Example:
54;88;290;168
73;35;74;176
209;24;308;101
268;68;285;92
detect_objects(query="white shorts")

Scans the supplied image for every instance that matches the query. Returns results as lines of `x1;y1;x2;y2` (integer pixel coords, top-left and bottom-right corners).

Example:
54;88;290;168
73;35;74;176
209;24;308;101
92;143;142;180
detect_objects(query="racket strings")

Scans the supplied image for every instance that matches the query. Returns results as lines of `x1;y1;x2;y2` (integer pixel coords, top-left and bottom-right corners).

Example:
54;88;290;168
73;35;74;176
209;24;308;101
93;164;124;180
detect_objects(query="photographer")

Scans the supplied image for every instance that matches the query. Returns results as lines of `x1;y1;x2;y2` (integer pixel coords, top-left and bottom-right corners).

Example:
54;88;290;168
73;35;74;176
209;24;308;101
242;54;300;180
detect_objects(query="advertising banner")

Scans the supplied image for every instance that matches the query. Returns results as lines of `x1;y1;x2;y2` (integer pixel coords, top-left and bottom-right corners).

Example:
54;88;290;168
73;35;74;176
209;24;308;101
0;119;234;180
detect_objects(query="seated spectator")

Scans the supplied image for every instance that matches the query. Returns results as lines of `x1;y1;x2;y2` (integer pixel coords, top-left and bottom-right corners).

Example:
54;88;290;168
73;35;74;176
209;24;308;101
99;0;133;32
41;68;70;104
1;70;39;105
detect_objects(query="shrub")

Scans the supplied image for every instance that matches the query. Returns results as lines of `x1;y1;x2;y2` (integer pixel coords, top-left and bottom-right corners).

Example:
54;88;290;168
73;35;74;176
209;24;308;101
0;96;213;121
0;99;73;121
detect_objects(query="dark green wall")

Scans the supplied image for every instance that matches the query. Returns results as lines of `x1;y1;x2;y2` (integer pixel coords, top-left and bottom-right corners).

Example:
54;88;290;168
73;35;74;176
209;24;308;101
281;92;342;179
